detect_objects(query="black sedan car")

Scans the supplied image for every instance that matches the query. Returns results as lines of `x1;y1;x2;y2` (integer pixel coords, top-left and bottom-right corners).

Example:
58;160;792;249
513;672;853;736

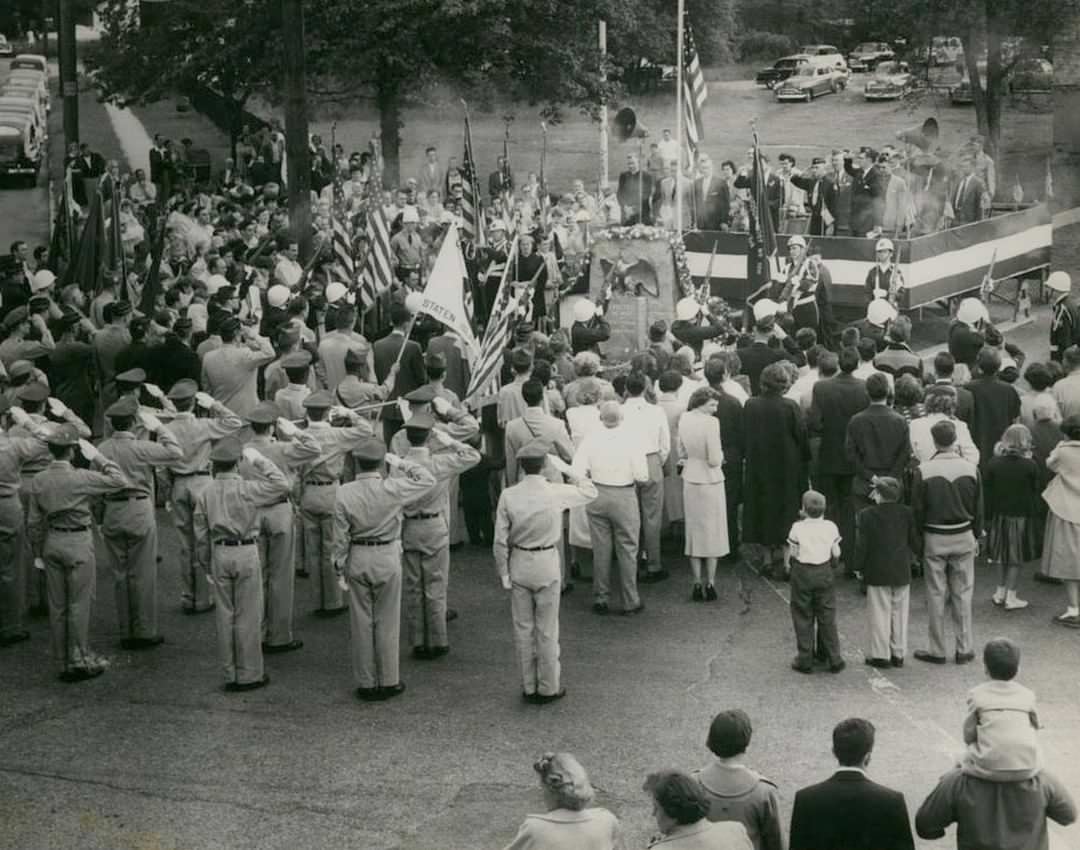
755;54;809;89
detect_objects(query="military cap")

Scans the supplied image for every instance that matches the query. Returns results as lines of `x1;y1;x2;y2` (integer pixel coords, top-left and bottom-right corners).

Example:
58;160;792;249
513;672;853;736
219;315;242;335
111;300;132;318
58;310;83;330
343;347;368;369
167;379;199;401
335;376;368;409
516;440;550;460
116;368;147;385
404;411;436;431
247;400;280;424
403;385;436;405
9;360;34;380
811;156;826;165
423;351;446;370
105;396;140;418
16;382;49;403
28;295;50;311
281;350;313;369
302;390;333;409
2;306;29;331
216;285;237;301
45;423;80;446
173;316;193;332
353;436;387;463
209;436;244;463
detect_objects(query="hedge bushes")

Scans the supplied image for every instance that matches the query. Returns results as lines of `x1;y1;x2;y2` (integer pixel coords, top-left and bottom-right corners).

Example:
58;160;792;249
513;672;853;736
736;31;799;62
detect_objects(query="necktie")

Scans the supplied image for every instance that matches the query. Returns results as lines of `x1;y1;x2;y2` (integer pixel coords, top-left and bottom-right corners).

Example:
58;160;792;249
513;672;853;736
811;181;819;207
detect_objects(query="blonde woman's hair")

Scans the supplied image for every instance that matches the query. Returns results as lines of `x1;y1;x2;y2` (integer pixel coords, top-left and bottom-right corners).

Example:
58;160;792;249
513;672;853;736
994;423;1033;458
533;752;595;810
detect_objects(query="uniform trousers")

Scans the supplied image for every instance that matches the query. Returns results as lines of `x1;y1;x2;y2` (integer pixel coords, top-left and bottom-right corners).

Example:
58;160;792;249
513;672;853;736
790;560;842;667
923;531;975;657
171;474;213;608
817;473;855;570
587;484;641;609
637;453;665;572
209;541;264;685
43;529;96;672
346;540;402;689
101;497;159;639
258;500;296;645
0;494;25;638
866;584;910;660
724;465;742;554
510;554;561;696
402;515;450;650
17;482;46;611
302;483;343;611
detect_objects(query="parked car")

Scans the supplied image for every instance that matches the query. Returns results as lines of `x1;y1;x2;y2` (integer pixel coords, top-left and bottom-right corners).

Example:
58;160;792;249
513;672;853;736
624;58;676;94
1;77;50;114
0;35;14;57
1009;57;1053;92
775;63;847;102
755;54;809;88
929;36;963;67
848;42;895;72
0;96;46;141
0;116;42;188
863;61;914;100
9;53;47;73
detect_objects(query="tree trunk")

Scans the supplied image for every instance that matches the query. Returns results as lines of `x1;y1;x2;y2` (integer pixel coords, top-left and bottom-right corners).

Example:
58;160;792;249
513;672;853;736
983;23;1004;162
963;27;989;141
281;0;312;263
376;66;402;189
224;91;248;165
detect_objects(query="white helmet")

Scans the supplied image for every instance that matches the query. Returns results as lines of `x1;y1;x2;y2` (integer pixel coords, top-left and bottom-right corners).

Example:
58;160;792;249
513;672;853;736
30;270;56;293
676;297;702;321
787;235;807;250
402;206;420;224
875;238;894;253
867;298;897;326
573;299;597;323
752;298;780;323
956;297;988;326
1046;271;1072;293
267;285;290;308
326;282;348;304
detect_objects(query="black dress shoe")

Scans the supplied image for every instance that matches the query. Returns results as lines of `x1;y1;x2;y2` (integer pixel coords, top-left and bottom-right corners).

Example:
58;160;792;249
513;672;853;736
864;657;891;669
535;688;567;704
622;603;645;616
295;569;310;578
430;645;450;658
640;570;670;584
522;691;539;704
183;603;215;616
121;636;165;650
561;583;574;596
791;661;813;674
380;682;406;700
829;660;847;673
262;639;303;654
914;650;948;665
691;584;704;602
412;646;435;660
446;609;459;622
0;631;30;647
890;656;904;668
592;602;609;615
356;686;383;702
955;651;976;665
704;584;718;602
225;674;270;692
314;606;348;618
59;667;105;683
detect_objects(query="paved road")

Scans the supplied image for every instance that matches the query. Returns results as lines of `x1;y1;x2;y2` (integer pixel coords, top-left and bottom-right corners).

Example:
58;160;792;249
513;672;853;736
0;65;52;254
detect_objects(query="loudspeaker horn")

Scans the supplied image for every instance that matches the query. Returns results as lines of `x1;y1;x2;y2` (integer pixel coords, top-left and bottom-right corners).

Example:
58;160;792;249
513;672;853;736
896;117;940;152
613;107;649;142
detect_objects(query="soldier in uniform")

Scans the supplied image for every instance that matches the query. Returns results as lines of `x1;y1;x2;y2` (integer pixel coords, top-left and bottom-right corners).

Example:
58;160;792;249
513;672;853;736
778;235;822;336
332;437;437;701
299;391;376;616
240;402;320;653
510;234;549;329
273;350;314;420
193;436;291;691
570;299;611;356
479;221;510;324
494;441;597;703
164;379;245;614
863;238;905;307
26;425;128;681
98;397;184;649
1048;271;1080;363
671;297;727;359
395;412;480;659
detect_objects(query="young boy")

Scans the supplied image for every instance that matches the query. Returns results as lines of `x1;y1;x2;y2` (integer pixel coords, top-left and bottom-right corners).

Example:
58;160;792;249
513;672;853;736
785;490;845;674
961;638;1040;782
856;476;919;669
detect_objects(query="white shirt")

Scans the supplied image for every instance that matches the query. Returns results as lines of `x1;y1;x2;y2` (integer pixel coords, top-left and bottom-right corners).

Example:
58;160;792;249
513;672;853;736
909;413;980;465
676;375;706;409
657;138;679;165
787;517;841;566
853;362;895;393
572;424;649;486
566;404;602;448
621;396;671;463
787;368;819;413
721;378;748;405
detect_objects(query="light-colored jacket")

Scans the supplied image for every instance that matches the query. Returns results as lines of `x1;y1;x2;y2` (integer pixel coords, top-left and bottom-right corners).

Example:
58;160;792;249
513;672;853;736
648;819;753;850
502;807;619;850
678;408;725;485
1043;440;1080;523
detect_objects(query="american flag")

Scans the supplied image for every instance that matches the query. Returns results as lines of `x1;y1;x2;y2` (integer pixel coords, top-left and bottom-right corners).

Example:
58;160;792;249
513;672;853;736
460;116;483;247
330;167;356;287
359;181;394;307
682;14;707;166
465;237;519;402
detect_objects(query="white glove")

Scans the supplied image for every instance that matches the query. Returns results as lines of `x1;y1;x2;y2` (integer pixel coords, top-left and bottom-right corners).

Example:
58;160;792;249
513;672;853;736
9;406;30;425
242;447;262;464
329;405;353;421
144;383;165;399
33;557;45;572
432;428;455;448
139;411;163;432
78;439;100;461
47;398;67;416
548;455;572;476
500;575;512;591
384;452;403;468
337;575;349;592
275;417;298;438
194;392;214;410
431;396;452;416
594;303;604;317
397;399;412;422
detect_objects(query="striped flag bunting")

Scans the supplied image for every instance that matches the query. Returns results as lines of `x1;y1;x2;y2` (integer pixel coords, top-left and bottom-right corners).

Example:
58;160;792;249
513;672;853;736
465;237;520;403
330;168;356;290
360;182;394;309
682;14;707;166
460;116;484;246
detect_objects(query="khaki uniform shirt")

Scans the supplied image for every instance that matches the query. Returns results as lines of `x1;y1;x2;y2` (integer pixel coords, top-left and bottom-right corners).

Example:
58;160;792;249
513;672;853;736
26;458;129;553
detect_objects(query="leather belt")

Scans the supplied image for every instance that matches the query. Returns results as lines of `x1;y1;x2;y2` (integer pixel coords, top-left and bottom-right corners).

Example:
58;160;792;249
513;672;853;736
350;537;396;546
513;544;555;552
595;482;633;488
305;479;336;486
404;512;440;520
105;493;150;502
174;470;210;477
215;537;257;547
51;525;90;533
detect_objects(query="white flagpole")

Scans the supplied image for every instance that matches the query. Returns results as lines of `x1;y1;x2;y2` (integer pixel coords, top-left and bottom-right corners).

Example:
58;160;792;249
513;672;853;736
675;0;685;235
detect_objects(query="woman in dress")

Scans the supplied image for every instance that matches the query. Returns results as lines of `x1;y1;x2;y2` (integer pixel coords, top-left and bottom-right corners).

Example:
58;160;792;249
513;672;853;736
679;387;728;601
644;770;753;850
502;752;620;850
742;363;810;576
1041;414;1080;627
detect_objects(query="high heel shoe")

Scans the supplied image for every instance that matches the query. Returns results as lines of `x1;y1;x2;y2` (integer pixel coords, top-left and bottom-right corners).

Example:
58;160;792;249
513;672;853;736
691;584;704;602
705;583;718;601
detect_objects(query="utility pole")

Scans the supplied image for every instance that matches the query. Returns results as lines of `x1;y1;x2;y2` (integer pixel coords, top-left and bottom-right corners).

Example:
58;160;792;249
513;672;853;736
599;20;608;188
58;0;79;144
281;0;312;262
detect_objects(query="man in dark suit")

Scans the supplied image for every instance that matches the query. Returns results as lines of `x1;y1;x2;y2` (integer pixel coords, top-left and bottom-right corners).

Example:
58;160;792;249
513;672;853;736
148;134;165;188
373;301;427;444
824;149;854;236
947;153;989;227
808;347;870;572
616;153;654;225
844;147;888;237
790;718;914;850
846;372;911;520
966;347;1021;470
692;157;730;231
791;156;829;236
488;155;513;201
705;357;744;561
735;302;790;396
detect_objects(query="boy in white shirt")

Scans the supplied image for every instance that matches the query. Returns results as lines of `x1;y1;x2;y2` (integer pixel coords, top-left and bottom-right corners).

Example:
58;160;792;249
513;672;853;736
785;490;845;675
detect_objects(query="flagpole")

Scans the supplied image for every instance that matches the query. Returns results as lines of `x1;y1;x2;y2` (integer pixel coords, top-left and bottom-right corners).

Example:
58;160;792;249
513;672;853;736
675;0;685;236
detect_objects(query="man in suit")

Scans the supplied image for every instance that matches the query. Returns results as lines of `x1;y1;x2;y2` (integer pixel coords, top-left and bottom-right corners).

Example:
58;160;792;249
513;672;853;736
488;155;513;201
417;146;444;195
844;147;888;237
617;153;654;225
373;301;427;444
790;718;914;850
735;301;790;396
824;149;854;236
808;347;870;573
791;157;829;236
846;372;911;522
693;156;730;231
947;153;989;227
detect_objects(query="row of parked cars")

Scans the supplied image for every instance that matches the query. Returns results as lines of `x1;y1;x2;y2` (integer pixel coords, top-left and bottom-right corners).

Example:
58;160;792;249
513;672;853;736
0;51;48;188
